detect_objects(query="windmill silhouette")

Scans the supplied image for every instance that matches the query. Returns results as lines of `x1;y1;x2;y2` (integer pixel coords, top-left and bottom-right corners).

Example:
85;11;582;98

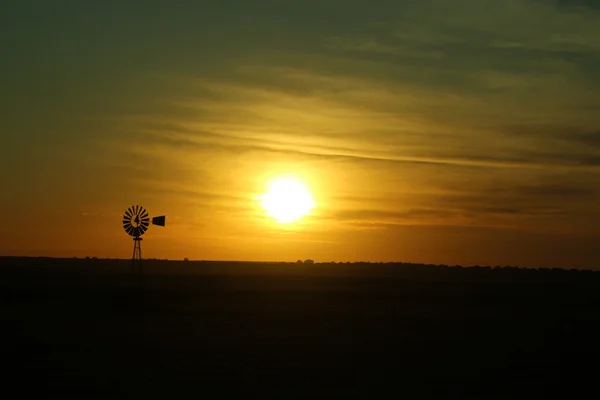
122;205;165;275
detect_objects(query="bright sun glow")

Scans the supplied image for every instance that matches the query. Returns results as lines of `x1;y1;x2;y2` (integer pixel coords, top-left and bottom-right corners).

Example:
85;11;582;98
257;177;316;224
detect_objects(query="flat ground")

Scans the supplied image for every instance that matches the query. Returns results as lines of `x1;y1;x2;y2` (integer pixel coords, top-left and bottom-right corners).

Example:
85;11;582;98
2;257;600;398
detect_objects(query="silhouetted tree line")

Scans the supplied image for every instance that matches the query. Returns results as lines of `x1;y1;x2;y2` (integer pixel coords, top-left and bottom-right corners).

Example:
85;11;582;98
2;257;599;284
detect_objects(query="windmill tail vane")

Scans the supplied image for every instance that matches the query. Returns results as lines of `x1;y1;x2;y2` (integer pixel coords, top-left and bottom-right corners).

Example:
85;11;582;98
152;215;166;227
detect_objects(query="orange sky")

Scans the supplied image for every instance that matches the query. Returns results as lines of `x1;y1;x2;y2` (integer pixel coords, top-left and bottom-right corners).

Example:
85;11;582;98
2;1;600;269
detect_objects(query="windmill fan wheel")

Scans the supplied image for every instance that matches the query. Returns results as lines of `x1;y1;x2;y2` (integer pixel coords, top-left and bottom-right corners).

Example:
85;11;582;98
123;205;150;237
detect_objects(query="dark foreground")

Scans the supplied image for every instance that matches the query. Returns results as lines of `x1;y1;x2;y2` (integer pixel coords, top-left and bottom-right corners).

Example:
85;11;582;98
2;257;600;398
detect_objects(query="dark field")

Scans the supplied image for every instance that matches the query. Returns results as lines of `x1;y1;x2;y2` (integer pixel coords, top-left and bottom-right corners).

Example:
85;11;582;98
2;257;600;398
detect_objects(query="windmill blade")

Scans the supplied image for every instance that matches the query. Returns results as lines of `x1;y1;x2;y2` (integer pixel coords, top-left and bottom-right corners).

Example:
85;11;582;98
123;205;161;239
152;216;166;227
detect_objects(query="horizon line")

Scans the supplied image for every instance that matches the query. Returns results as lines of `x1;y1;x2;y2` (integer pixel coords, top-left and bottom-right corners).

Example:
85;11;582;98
1;255;594;272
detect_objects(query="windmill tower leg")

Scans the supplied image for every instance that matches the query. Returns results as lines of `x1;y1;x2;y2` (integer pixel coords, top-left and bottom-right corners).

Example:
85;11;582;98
132;237;143;277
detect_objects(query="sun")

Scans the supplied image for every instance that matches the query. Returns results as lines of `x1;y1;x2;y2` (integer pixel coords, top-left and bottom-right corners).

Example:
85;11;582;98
257;177;316;224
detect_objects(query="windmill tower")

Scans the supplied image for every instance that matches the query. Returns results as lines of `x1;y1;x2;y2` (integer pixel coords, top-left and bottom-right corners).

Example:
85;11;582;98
122;205;165;275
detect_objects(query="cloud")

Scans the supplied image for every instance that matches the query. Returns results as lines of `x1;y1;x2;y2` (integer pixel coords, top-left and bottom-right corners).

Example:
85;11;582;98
123;116;600;173
558;130;600;149
319;177;597;233
98;60;598;178
85;0;600;248
432;181;593;223
514;183;595;198
7;0;600;265
332;208;448;222
556;0;600;12
82;0;599;184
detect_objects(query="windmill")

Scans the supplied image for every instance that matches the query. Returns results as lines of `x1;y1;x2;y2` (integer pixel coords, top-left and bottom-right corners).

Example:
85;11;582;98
122;205;165;275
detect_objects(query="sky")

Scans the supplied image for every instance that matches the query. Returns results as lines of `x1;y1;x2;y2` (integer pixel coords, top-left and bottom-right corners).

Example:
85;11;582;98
2;0;600;269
